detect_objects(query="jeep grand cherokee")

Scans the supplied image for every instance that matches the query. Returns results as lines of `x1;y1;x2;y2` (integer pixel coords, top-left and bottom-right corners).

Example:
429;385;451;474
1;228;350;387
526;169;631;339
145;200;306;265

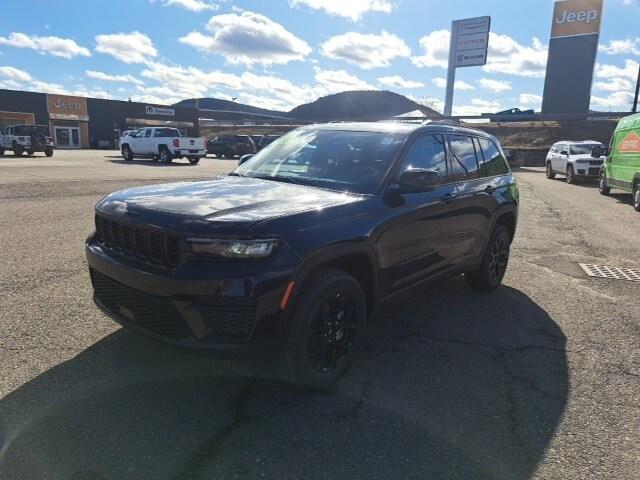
86;122;519;390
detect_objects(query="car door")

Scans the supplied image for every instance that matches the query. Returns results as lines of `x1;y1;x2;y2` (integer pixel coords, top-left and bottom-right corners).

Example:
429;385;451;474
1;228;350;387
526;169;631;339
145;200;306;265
557;144;569;172
446;134;491;261
375;132;462;293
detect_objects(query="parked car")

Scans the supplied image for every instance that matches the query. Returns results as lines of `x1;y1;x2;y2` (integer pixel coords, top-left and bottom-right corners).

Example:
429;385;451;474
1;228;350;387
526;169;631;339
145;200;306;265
597;112;640;211
0;124;54;157
120;127;206;164
545;140;606;183
86;122;518;390
207;135;256;158
257;134;281;151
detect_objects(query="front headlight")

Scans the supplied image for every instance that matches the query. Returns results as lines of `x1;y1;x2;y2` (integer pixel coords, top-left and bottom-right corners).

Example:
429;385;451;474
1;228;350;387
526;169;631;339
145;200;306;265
187;238;279;259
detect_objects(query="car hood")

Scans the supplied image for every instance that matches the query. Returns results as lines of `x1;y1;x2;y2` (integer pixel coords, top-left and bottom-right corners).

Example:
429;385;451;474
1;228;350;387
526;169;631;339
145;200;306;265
96;175;364;223
571;154;604;161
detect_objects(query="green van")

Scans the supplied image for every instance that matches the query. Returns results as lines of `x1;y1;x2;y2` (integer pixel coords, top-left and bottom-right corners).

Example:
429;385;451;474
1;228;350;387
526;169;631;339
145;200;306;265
597;112;640;211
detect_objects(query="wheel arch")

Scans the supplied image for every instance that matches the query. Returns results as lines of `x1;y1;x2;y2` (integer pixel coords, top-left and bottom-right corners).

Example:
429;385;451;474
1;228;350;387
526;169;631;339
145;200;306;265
291;243;380;317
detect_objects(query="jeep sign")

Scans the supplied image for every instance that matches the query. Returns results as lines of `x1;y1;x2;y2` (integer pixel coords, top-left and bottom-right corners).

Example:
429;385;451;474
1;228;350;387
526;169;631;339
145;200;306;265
541;0;603;115
551;0;603;38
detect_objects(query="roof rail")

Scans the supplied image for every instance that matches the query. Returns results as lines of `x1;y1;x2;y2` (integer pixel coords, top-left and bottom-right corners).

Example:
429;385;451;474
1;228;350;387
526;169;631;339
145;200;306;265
421;119;461;126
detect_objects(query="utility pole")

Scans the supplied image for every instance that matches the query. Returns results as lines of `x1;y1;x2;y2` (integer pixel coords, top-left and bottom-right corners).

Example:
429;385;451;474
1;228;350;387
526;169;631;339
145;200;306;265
444;21;458;117
633;61;640;113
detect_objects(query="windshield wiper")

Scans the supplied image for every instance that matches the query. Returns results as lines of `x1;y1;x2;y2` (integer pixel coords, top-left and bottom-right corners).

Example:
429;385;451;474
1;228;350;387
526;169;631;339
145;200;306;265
250;174;314;186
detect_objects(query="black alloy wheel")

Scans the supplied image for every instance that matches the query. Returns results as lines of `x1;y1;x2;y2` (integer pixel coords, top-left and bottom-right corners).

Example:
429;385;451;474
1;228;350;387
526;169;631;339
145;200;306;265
285;268;367;391
465;224;511;291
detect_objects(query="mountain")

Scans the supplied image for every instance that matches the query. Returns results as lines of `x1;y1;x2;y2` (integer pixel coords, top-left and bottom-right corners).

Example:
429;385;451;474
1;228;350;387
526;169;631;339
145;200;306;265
289;91;441;121
175;98;287;117
175;90;441;122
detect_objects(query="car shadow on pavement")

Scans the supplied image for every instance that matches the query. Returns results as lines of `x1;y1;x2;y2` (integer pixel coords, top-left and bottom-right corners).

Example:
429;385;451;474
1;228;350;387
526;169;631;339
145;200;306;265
0;277;567;480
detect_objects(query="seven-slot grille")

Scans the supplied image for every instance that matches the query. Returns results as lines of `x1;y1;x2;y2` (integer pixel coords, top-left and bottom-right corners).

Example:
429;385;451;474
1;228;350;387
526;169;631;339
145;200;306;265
95;214;180;267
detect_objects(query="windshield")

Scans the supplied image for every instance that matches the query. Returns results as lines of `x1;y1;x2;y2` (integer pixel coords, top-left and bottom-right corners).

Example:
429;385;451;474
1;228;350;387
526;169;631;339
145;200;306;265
154;128;180;138
570;144;601;155
235;128;405;194
14;125;49;136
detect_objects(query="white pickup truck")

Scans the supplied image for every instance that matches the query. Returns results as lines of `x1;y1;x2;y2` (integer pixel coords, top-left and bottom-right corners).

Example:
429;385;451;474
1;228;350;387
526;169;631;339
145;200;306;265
0;124;54;157
120;127;206;164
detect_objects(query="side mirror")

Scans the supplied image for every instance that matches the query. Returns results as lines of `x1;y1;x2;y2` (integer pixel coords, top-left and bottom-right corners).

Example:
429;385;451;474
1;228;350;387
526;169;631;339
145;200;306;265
238;154;253;166
397;168;440;193
560;150;568;156
591;146;607;158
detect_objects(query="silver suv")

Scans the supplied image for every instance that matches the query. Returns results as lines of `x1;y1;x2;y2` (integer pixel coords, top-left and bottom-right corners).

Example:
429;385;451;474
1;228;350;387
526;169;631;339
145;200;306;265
545;141;605;184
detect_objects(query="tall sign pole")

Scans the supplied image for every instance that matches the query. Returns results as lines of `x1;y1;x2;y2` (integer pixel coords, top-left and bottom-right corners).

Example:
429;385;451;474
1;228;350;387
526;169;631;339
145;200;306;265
633;61;640;113
443;16;491;117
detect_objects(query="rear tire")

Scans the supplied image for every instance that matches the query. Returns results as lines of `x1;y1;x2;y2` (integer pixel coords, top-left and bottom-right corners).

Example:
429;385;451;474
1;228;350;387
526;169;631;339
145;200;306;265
44;148;53;157
566;165;576;184
465;224;511;292
159;148;172;164
633;183;640;212
545;162;556;179
121;146;133;161
188;157;200;165
26;149;34;156
284;268;367;392
599;171;610;195
0;147;5;156
14;145;23;156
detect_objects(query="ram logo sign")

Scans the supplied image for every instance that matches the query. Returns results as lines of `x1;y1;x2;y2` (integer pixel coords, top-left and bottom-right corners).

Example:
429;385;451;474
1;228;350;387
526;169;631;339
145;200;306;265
551;0;603;38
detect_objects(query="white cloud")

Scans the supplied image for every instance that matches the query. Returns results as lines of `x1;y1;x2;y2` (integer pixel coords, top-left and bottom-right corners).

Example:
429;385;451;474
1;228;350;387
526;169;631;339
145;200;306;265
591;91;635;108
593;77;634;92
151;0;219;12
378;75;424;89
95;31;157;64
483;33;547;78
314;67;375;92
519;93;542;106
432;77;475;90
321;31;410;69
453;98;501;116
0;66;32;82
86;70;143;85
477;78;512;92
599;38;640;55
412;30;548;78
594;59;639;80
411;30;450;68
0;32;90;59
289;0;394;21
180;11;311;66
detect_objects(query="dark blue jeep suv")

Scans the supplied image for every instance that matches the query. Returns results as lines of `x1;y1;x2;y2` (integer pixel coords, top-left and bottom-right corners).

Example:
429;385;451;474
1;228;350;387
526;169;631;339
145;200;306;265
86;122;519;389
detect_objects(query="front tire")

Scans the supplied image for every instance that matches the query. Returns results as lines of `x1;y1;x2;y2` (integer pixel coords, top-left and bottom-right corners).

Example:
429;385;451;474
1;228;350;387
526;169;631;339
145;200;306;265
44;148;53;157
566;165;576;184
14;145;23;156
121;146;133;161
465;224;511;291
285;268;367;391
188;157;200;165
545;162;556;179
599;171;610;195
633;183;640;212
0;147;5;156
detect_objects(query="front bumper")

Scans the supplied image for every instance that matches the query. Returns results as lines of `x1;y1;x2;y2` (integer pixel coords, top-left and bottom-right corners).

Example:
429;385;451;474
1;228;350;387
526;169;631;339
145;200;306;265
86;238;292;349
575;164;602;177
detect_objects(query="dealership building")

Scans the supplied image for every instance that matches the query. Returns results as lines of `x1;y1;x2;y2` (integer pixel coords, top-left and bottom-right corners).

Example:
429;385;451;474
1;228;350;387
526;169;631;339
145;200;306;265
0;89;200;149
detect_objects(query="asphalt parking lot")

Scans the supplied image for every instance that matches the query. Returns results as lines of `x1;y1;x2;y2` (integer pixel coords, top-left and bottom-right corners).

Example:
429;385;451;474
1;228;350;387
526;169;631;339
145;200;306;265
1;150;638;479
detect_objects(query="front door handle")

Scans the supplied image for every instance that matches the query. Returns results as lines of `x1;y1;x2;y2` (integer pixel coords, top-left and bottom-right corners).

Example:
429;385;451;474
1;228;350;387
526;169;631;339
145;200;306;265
484;185;497;194
440;193;455;204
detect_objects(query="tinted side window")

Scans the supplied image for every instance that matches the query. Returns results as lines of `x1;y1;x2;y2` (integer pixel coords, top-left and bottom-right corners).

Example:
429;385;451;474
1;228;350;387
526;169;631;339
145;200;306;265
144;129;152;138
399;134;448;178
448;134;480;180
479;138;509;176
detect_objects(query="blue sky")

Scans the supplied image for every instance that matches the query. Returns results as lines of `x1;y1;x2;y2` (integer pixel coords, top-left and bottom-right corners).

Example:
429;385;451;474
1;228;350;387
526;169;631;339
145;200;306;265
0;0;639;114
